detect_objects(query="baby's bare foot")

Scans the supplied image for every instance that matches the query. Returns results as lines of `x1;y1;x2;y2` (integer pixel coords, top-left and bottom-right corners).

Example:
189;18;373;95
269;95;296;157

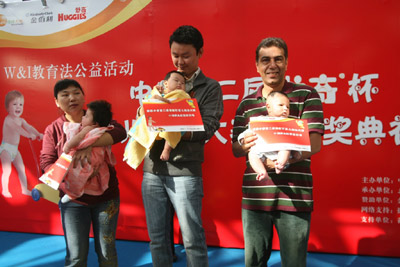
2;191;12;198
160;152;170;161
22;189;32;196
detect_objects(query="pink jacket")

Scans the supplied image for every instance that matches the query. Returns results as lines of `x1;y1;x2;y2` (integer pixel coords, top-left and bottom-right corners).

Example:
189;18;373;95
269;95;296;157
59;122;116;199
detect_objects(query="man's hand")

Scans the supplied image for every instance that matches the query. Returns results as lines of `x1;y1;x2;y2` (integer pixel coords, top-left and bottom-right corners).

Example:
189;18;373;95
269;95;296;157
288;133;322;164
232;131;257;157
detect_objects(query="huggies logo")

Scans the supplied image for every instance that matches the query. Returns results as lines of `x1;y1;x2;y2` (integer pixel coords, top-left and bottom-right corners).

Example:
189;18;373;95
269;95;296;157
58;7;87;22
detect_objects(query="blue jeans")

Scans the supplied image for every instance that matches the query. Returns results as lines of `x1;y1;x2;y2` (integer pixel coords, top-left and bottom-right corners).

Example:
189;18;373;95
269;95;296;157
142;172;208;267
59;197;120;267
242;209;311;267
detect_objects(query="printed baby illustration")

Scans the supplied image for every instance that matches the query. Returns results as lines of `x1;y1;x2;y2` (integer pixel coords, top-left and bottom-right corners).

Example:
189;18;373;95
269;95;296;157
1;90;43;198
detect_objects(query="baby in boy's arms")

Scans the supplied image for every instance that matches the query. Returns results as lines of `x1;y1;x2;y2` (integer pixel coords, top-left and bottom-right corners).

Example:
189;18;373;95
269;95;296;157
238;91;301;181
124;70;189;169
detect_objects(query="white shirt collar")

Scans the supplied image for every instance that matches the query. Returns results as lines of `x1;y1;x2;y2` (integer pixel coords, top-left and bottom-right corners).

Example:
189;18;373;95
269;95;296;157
185;68;201;93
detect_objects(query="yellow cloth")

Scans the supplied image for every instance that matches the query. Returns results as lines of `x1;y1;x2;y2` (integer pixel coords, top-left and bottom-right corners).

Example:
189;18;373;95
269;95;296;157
123;87;190;169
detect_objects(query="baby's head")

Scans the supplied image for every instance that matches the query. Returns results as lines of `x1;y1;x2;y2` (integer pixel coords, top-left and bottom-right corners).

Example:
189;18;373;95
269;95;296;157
163;71;186;94
82;100;112;127
5;90;24;117
266;91;290;118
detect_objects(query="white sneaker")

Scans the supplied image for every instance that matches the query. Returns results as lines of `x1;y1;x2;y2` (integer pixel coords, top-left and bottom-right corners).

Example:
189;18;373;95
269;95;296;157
61;194;71;203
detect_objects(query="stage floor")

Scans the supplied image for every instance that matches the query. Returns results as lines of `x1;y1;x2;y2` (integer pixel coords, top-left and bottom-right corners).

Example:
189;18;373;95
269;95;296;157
0;231;399;266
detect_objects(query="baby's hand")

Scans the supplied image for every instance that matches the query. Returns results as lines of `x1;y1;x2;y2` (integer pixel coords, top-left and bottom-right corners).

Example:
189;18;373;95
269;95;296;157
275;161;285;174
256;171;269;181
155;84;163;94
151;94;171;104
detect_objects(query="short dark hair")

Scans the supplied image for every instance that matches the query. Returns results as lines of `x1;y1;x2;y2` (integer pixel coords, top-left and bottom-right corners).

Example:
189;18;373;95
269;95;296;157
169;25;204;54
87;100;112;127
54;79;84;99
164;70;185;81
256;37;288;62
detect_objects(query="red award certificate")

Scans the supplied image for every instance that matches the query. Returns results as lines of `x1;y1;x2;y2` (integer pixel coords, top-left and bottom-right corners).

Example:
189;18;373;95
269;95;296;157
249;117;311;152
142;98;204;132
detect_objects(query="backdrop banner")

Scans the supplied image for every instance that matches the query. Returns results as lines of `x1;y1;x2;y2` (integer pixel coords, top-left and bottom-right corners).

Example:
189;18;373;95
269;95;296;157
0;0;399;257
